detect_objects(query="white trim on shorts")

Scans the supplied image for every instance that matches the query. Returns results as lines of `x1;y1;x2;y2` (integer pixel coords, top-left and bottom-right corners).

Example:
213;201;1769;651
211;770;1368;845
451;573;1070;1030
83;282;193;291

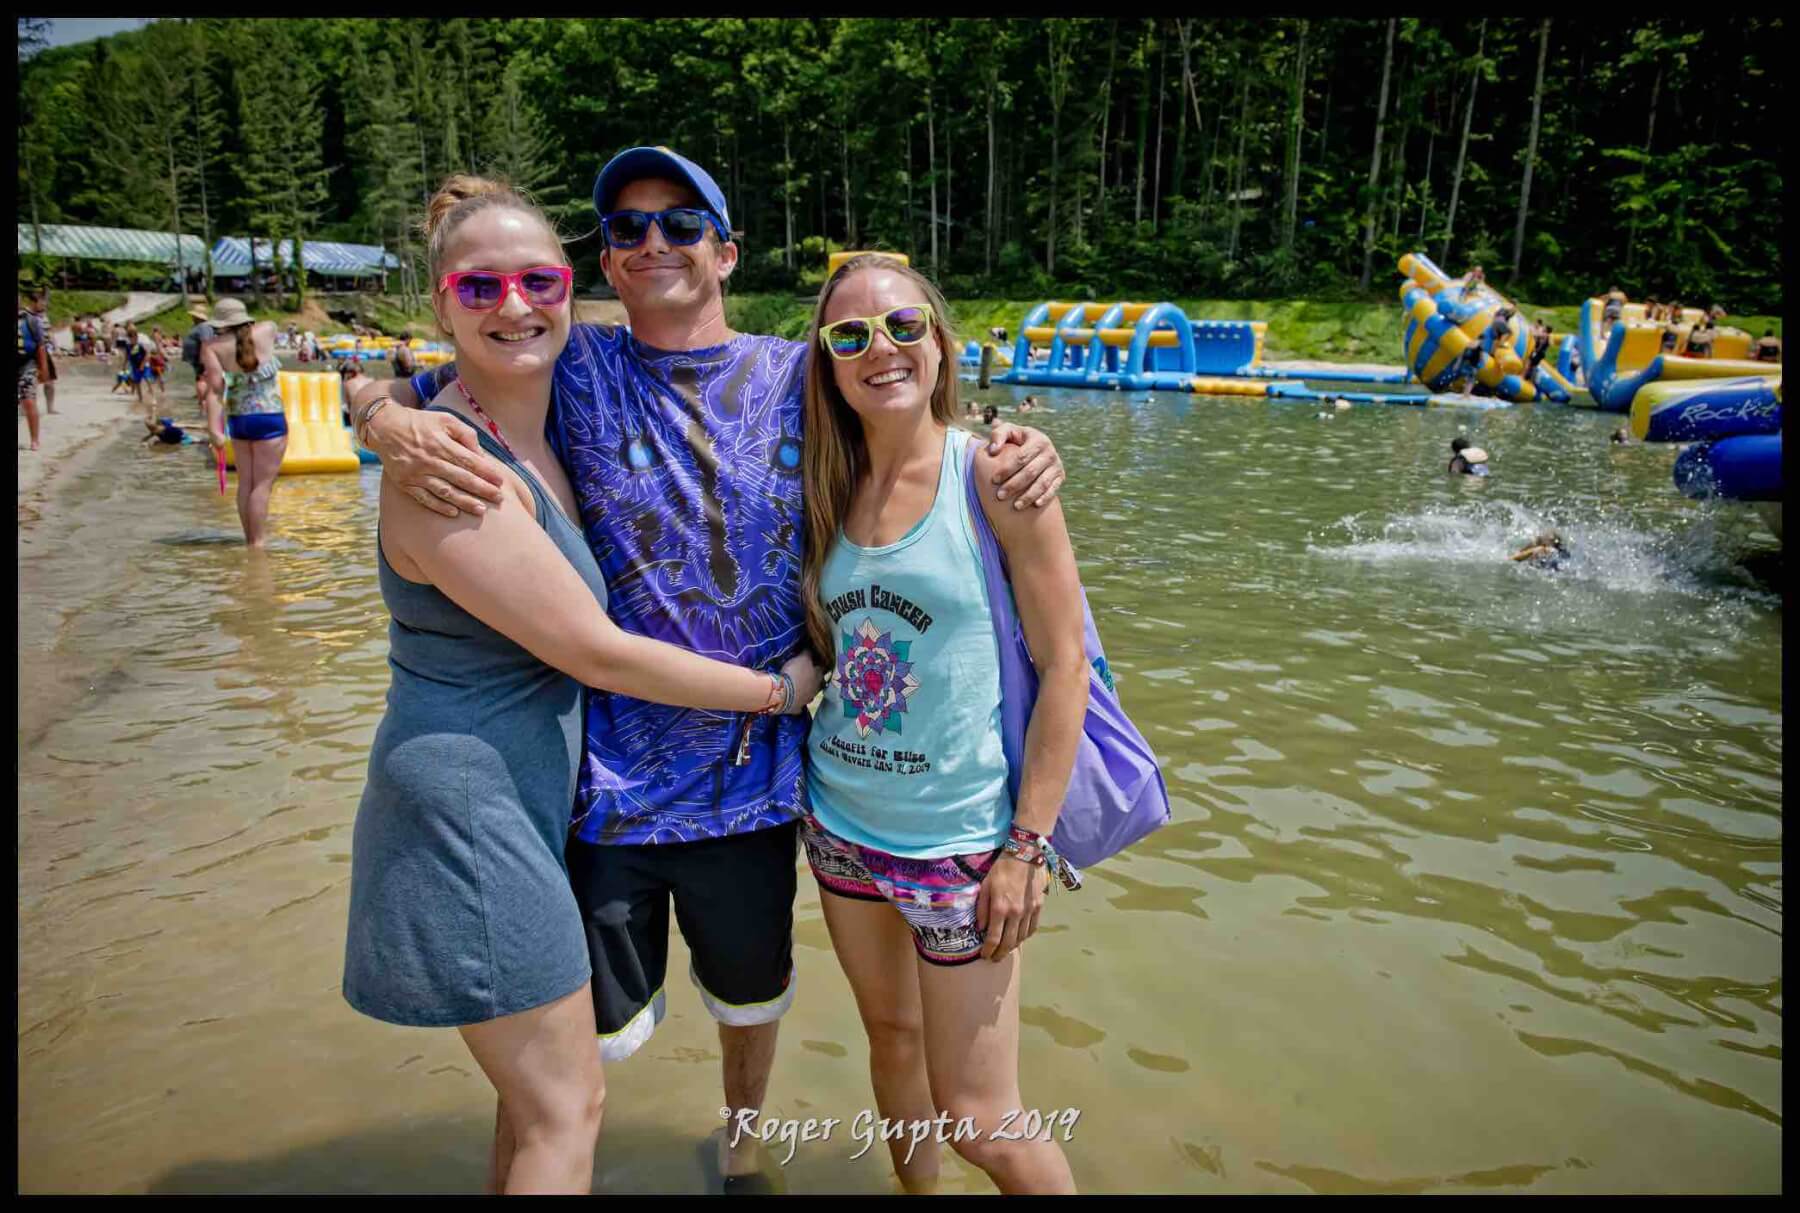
597;987;666;1062
690;961;797;1027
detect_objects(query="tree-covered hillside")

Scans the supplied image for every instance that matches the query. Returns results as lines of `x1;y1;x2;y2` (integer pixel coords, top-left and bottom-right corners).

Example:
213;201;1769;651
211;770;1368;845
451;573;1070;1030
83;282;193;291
16;18;1785;310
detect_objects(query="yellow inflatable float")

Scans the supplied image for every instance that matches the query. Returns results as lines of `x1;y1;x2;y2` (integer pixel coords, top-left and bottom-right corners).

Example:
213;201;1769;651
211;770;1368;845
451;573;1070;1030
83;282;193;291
223;371;361;475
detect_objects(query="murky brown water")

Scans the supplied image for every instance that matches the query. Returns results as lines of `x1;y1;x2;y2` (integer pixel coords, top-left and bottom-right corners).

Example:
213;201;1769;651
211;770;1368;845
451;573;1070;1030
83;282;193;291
17;383;1781;1192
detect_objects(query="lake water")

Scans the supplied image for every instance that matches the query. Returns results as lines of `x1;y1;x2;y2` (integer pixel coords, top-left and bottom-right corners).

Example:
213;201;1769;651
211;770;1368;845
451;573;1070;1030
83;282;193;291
16;379;1782;1193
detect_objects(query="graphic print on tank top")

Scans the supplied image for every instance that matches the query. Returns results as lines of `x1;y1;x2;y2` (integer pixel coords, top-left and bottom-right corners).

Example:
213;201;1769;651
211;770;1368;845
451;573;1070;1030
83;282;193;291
805;430;1013;858
817;585;942;780
837;618;923;739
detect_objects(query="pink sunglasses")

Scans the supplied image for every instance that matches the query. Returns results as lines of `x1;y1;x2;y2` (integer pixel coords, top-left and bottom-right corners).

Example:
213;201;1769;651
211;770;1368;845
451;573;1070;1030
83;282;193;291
437;265;573;311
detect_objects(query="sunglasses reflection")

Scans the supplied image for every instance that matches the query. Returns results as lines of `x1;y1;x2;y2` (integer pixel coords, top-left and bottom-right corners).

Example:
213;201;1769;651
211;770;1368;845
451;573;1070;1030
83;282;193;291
821;305;936;359
601;208;722;249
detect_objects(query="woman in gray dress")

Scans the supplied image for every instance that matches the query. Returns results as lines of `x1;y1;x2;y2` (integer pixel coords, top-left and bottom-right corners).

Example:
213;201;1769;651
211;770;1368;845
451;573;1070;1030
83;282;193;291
343;176;821;1194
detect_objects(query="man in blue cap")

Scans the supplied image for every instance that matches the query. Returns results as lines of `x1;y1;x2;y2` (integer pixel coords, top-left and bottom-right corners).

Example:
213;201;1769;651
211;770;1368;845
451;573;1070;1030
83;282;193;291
350;147;1066;1188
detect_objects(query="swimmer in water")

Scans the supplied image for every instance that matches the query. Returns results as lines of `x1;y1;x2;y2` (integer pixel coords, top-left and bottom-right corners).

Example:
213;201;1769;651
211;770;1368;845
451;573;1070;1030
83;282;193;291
1510;530;1570;570
1610;427;1631;445
1447;436;1490;477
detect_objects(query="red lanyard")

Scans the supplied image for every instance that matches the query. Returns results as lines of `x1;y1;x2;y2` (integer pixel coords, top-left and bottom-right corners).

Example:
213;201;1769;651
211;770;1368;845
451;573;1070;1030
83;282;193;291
456;379;514;457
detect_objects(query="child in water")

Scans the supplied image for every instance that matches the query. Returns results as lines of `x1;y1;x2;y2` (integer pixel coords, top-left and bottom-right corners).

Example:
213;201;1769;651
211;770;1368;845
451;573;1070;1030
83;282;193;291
1447;436;1490;477
141;416;188;446
1510;530;1570;571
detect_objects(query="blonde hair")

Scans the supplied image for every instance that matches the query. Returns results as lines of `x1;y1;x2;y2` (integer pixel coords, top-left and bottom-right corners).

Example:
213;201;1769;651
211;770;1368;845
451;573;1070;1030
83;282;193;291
800;254;961;664
421;174;564;337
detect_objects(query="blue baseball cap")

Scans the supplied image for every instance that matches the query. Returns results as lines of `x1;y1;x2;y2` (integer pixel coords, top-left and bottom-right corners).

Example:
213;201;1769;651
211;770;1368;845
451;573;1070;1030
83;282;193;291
593;146;731;232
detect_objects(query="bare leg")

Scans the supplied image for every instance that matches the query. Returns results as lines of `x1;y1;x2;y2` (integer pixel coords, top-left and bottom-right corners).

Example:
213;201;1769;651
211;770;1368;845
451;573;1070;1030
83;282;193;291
818;889;941;1193
458;985;606;1195
718;1020;780;1178
241;434;286;548
43;377;56;414
233;439;257;544
20;389;41;450
918;949;1076;1194
486;1096;519;1195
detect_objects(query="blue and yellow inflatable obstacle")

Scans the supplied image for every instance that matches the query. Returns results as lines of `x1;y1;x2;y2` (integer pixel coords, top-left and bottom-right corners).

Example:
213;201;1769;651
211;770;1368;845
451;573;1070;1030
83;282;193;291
1575;296;1777;414
994;301;1423;401
1674;434;1783;503
958;340;1013;370
1396;252;1576;404
1653;380;1783;506
221;371;363;475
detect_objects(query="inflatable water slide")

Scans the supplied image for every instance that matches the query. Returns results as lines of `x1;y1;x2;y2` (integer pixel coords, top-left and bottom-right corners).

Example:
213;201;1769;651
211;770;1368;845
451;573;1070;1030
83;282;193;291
991;301;1431;404
220;371;376;475
1395;253;1578;404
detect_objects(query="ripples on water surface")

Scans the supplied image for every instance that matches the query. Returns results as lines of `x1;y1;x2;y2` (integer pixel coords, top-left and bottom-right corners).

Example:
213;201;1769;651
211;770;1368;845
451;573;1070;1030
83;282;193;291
17;389;1780;1193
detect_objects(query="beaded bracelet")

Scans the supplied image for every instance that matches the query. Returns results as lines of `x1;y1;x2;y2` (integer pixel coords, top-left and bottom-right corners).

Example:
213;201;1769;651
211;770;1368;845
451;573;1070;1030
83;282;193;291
756;671;795;716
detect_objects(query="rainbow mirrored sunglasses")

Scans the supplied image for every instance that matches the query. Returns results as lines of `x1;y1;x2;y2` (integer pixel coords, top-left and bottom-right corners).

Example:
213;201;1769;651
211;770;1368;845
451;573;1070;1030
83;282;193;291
818;304;936;361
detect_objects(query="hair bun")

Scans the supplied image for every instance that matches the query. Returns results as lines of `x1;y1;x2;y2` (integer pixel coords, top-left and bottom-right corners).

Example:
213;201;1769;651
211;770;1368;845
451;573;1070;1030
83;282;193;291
424;175;512;242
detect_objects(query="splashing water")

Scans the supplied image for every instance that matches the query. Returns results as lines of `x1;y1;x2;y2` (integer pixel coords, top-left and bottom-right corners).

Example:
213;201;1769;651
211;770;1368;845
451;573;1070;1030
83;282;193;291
1315;498;1777;601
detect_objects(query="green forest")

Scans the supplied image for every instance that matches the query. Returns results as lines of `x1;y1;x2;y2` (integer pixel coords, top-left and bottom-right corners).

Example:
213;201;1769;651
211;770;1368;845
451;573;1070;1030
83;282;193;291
15;17;1786;312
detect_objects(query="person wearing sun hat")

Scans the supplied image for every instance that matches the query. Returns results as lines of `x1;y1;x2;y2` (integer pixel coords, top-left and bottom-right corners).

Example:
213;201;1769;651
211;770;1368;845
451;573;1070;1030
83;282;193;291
197;297;288;546
181;303;216;402
1448;435;1490;477
345;146;1071;1190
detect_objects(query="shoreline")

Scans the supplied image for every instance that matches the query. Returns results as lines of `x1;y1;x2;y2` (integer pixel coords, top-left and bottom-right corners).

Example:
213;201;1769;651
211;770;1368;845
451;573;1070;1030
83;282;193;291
18;361;185;531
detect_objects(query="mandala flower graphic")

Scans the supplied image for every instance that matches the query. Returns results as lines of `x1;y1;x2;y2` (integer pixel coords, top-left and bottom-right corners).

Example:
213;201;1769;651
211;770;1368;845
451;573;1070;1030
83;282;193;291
838;618;921;738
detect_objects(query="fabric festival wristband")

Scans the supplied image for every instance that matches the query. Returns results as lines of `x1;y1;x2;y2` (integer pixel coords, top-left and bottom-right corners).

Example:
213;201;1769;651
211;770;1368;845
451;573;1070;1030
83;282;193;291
1002;837;1046;866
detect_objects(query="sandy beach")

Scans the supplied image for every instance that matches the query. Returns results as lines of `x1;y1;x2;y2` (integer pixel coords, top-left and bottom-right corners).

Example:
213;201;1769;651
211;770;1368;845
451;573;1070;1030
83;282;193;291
18;357;203;532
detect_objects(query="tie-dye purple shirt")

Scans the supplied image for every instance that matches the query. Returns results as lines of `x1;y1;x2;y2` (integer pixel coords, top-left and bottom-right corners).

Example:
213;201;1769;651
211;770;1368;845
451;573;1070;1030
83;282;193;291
548;324;808;845
411;325;810;844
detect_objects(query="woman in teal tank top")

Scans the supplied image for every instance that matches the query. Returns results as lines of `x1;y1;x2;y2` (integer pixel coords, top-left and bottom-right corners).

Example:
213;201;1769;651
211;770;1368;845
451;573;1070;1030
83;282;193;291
799;257;1091;1194
344;177;820;1195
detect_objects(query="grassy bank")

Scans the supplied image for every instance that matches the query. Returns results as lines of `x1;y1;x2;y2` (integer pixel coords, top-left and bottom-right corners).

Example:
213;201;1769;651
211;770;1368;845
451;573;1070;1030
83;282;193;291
40;291;128;327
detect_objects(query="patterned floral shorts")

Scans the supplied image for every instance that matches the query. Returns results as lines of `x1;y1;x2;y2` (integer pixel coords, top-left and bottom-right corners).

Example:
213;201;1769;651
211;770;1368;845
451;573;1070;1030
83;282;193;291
800;812;1000;966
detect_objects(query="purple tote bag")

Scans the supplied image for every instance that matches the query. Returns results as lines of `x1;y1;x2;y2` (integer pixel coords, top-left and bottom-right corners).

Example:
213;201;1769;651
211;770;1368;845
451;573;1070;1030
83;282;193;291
962;441;1172;869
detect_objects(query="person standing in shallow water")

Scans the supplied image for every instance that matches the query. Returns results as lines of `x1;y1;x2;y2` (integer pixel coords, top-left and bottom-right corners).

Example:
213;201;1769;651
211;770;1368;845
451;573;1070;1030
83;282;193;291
343;175;822;1195
799;256;1086;1194
199;299;287;547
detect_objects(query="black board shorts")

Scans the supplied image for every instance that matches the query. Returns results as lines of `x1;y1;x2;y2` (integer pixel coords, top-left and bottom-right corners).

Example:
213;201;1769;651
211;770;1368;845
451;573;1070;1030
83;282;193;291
566;819;799;1061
